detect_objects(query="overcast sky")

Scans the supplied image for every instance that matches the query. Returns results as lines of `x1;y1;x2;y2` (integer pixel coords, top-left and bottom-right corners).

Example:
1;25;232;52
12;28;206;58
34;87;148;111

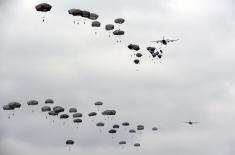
1;0;235;155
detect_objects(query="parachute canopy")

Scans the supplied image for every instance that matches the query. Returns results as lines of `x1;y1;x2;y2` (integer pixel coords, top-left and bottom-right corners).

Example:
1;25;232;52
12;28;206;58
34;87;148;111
35;3;52;12
94;101;103;106
88;112;97;117
68;9;82;16
73;118;82;123
53;106;64;113
96;122;105;127
27;100;39;106
114;18;125;24
109;129;117;134
105;24;114;31
41;106;51;112
113;124;119;129
134;59;140;64
91;21;101;27
113;30;125;35
60;114;69;119
73;113;83;118
122;122;130;126
102;110;116;115
66;140;74;145
69;108;77;113
45;99;54;104
137;125;144;130
119;141;126;145
89;13;99;20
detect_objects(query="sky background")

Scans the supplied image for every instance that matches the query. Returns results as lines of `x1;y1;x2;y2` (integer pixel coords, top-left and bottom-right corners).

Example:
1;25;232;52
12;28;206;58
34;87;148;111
1;0;235;155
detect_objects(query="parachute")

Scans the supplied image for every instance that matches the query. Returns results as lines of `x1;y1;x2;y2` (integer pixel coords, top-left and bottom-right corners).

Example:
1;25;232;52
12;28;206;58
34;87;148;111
113;124;119;129
35;3;52;12
53;106;64;114
41;106;51;119
27;100;38;106
122;122;130;126
60;114;69;119
136;53;142;58
35;3;52;22
105;24;115;37
45;99;54;104
89;13;99;20
96;122;104;127
94;101;103;106
41;106;51;112
114;18;125;24
113;30;125;36
134;59;140;64
69;108;77;113
129;129;136;133
134;143;140;147
73;113;83;118
91;21;101;34
73;118;82;128
102;110;116;116
119;141;126;145
66;139;74;151
152;127;158;131
27;100;39;112
88;112;97;117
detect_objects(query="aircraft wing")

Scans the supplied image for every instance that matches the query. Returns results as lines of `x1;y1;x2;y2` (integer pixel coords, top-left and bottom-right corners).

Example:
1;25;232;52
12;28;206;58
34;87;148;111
150;40;162;43
166;39;179;43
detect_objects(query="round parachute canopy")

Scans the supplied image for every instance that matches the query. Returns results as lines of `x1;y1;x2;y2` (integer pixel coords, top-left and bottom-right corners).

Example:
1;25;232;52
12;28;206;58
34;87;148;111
66;140;74;145
73;118;82;123
69;108;77;113
45;99;54;104
122;122;130;126
3;104;14;110
152;127;158;131
89;13;99;20
73;113;83;118
60;114;69;119
152;53;157;58
102;110;116;115
132;45;140;51
91;21;101;27
134;59;140;64
8;102;21;109
35;3;52;12
96;122;104;127
113;30;125;35
41;106;51;112
88;112;97;117
114;18;125;24
147;47;156;52
105;24;114;31
113;124;119;129
68;9;82;16
108;129;117;134
27;100;39;106
94;101;103;106
137;125;144;130
136;53;142;58
53;106;64;113
48;111;58;116
81;10;90;18
119;141;126;145
129;129;136;133
128;44;134;50
134;143;140;147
